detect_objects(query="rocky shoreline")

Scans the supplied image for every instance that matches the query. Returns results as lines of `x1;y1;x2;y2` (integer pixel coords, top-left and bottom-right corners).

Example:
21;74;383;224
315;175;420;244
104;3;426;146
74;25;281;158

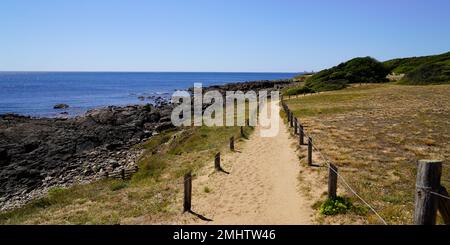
0;103;173;211
0;79;295;211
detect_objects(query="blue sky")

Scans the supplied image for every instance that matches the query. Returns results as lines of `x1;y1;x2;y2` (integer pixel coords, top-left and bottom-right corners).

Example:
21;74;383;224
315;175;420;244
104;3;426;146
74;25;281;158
0;0;449;72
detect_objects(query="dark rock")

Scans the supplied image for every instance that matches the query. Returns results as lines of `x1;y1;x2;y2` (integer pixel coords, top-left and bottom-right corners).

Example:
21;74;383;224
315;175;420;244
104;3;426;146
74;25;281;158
53;104;69;109
0;103;174;208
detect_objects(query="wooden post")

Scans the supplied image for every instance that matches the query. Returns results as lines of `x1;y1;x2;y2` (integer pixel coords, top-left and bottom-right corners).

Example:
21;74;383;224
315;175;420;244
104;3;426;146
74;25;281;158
183;172;192;212
307;137;313;166
286;110;290;123
121;169;125;180
290;112;294;128
299;124;304;145
240;126;244;137
438;186;450;225
230;136;235;151
215;152;221;171
294;118;298;135
246;119;249;127
414;160;442;225
328;164;338;199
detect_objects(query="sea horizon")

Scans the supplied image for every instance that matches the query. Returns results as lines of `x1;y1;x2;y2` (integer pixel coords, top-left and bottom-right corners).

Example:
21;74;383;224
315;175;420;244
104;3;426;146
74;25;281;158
0;71;298;118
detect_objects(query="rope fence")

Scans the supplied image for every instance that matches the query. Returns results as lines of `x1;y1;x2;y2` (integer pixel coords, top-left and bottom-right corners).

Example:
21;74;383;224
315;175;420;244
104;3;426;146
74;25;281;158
280;95;450;225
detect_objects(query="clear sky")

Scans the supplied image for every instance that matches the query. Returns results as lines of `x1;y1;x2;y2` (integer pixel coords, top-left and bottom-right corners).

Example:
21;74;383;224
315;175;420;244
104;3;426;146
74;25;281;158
0;0;449;72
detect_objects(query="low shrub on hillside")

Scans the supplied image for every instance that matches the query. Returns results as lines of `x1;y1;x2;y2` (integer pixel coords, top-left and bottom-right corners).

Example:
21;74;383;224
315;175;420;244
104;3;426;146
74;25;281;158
284;86;315;96
305;57;389;92
400;62;450;85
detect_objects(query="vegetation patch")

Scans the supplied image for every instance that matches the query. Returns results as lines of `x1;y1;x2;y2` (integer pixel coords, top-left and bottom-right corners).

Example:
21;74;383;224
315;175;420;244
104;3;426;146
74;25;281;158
110;181;128;191
305;57;389;92
319;196;353;215
384;51;450;85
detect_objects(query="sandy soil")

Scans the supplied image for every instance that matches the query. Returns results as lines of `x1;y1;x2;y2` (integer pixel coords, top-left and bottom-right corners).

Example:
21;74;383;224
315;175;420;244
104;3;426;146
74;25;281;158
182;100;314;224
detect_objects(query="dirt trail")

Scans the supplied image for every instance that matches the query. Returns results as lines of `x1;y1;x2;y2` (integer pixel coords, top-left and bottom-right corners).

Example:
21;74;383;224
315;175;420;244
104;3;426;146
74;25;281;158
187;100;313;224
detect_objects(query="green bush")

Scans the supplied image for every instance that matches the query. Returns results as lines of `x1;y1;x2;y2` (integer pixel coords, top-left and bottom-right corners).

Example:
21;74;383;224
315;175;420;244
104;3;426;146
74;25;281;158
305;57;389;92
319;196;352;215
400;62;450;85
384;51;450;74
384;51;450;85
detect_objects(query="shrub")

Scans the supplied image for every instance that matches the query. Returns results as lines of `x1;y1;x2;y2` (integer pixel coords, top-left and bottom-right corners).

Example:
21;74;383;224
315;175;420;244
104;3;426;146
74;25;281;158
305;57;389;92
400;62;450;85
284;86;315;96
319;196;353;215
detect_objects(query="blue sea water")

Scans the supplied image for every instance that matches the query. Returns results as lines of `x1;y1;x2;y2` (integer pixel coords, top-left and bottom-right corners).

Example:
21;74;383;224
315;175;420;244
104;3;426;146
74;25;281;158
0;72;297;117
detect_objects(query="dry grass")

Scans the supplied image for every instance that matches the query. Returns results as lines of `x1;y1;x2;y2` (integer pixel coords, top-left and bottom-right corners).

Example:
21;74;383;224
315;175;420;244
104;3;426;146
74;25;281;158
286;83;450;224
0;124;253;224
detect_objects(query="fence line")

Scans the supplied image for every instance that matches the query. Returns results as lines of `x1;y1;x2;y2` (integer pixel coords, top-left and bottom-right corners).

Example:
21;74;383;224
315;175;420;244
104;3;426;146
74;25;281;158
281;98;389;225
282;96;450;225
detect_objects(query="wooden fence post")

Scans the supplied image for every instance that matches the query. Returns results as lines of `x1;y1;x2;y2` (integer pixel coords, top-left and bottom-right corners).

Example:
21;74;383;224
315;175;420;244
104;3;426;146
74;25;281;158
240;126;244;137
215;152;221;171
328;164;338;199
290;112;294;128
438;186;450;225
230;136;235;151
307;137;313;166
294;118;298;135
286;110;290;123
299;124;304;145
414;160;442;225
183;172;192;212
121;169;125;180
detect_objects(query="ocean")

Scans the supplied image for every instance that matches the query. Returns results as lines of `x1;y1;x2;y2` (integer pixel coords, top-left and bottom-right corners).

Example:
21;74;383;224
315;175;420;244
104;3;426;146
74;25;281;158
0;72;297;117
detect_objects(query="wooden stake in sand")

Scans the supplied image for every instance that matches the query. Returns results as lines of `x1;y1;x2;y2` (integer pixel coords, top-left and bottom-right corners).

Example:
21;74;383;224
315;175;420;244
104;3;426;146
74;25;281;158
183;172;192;212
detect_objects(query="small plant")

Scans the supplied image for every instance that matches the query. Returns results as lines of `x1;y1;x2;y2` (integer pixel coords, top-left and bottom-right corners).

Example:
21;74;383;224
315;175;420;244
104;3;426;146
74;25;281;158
319;196;352;215
110;181;128;191
203;186;211;193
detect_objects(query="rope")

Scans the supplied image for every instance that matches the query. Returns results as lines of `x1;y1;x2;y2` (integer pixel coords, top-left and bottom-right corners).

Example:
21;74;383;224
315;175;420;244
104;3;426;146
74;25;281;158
310;140;388;224
416;185;450;201
282;101;388;225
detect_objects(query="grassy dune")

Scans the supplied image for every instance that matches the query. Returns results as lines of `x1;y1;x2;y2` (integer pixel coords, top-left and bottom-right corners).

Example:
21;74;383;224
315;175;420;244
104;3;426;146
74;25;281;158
285;84;450;224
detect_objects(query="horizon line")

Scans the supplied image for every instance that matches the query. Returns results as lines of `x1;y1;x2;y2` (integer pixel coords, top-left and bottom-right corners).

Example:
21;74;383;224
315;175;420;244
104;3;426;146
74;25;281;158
0;70;305;74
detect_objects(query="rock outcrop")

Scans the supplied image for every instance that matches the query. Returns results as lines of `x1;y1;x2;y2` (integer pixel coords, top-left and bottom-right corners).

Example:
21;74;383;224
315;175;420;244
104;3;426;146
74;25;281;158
0;104;173;210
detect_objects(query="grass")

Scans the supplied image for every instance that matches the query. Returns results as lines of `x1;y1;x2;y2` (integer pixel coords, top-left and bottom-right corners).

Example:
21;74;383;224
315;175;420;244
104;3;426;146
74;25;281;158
285;83;450;224
0;107;255;224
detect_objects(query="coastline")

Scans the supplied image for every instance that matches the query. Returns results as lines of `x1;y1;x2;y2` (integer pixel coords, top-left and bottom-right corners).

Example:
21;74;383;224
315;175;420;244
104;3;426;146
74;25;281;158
0;79;295;211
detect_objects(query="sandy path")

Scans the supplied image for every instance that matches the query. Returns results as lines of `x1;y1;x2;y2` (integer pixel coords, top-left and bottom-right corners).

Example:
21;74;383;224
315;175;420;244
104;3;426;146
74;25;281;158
188;100;313;224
